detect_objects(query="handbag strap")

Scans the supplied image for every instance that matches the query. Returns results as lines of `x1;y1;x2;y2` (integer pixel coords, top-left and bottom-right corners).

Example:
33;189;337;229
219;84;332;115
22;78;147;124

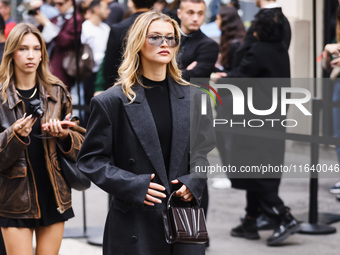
166;191;199;210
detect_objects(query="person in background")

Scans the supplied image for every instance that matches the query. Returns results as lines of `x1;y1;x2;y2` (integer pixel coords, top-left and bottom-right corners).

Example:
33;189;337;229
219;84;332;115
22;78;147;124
177;0;219;82
104;0;125;26
23;0;59;28
211;5;245;190
33;0;83;91
153;0;167;12
0;0;15;39
0;23;84;255
221;0;291;80
208;0;240;23
40;0;60;19
152;0;180;24
215;6;245;73
225;9;300;246
77;11;214;255
322;0;340;200
95;0;156;94
81;0;110;123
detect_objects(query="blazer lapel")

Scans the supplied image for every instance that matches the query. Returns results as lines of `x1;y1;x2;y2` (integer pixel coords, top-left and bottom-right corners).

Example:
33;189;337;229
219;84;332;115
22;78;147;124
123;83;170;192
168;77;190;182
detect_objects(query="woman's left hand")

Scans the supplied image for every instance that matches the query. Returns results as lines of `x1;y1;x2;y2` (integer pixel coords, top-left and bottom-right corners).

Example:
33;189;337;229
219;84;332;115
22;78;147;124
331;57;340;67
43;114;71;141
171;179;193;202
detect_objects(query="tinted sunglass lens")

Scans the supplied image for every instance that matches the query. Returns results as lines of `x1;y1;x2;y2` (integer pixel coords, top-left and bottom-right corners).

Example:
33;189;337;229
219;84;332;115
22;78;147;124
147;35;178;47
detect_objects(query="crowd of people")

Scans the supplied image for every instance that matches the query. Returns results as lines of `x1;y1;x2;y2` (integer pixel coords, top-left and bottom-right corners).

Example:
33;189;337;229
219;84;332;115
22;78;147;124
0;0;338;254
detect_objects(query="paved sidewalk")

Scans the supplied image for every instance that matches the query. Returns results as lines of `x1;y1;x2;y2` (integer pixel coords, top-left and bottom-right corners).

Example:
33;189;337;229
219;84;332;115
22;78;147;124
58;143;340;255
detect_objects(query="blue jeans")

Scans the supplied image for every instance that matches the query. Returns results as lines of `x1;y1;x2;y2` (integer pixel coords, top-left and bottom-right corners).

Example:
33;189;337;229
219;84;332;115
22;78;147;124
333;82;340;162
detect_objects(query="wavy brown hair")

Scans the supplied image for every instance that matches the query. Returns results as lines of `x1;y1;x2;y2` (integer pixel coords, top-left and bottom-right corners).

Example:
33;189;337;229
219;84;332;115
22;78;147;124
115;11;189;102
0;23;63;103
219;6;245;68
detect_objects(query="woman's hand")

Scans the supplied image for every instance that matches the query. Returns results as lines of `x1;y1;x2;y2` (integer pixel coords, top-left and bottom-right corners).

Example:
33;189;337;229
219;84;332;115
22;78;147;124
43;114;71;141
13;114;37;137
331;57;340;67
324;43;340;55
144;174;166;206
210;72;227;83
186;61;197;71
171;179;193;202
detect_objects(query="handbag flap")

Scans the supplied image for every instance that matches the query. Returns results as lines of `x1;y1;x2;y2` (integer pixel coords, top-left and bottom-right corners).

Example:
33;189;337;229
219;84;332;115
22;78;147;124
162;191;208;244
170;207;208;243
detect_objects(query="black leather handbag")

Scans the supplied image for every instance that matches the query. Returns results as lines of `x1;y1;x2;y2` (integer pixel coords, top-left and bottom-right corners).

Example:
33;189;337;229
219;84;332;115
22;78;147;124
162;191;208;244
57;150;91;191
62;43;94;80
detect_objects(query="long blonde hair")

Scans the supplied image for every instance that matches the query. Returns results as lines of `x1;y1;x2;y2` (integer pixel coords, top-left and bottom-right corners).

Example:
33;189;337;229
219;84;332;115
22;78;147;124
115;11;189;102
0;23;63;103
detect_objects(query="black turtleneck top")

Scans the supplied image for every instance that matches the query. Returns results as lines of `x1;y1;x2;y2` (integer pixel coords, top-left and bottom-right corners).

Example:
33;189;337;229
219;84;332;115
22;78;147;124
143;76;172;174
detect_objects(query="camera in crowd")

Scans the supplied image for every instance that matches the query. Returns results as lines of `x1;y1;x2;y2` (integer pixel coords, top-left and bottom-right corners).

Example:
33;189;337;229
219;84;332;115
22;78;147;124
28;7;39;16
28;99;44;118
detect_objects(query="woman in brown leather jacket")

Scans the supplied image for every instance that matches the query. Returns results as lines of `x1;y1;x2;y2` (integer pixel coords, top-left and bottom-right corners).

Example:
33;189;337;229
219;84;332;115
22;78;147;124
0;23;84;254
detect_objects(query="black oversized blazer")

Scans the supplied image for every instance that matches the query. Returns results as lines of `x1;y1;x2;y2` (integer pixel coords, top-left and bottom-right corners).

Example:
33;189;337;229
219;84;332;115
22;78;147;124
77;76;215;255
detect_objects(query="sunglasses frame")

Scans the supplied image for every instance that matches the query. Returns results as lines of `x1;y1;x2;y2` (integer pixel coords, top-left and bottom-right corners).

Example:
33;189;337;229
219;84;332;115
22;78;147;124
146;34;179;48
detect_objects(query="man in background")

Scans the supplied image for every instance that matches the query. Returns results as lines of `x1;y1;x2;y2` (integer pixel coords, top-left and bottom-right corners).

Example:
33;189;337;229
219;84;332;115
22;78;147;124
177;0;219;81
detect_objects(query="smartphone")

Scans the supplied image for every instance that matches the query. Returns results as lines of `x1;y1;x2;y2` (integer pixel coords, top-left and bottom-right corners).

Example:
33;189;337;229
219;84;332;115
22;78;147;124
42;120;75;130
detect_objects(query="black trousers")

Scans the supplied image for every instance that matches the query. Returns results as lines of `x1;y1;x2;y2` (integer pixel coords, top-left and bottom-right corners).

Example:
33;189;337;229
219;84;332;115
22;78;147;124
245;190;286;219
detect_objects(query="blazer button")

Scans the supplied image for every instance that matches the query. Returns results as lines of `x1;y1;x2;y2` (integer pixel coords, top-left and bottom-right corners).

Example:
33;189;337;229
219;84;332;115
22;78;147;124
128;158;135;165
131;235;138;243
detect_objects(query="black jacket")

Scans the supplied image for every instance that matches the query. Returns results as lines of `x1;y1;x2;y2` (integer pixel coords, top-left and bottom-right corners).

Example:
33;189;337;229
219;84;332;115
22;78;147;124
228;7;291;78
177;29;219;81
103;12;145;88
77;76;215;254
227;41;290;191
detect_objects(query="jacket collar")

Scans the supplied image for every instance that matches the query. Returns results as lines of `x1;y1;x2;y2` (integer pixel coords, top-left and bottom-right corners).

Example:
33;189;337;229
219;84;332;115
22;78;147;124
124;75;185;104
6;82;57;110
123;75;189;192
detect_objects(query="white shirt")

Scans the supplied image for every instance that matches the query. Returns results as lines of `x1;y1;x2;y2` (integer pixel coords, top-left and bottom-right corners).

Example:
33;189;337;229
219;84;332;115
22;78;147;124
81;20;110;73
264;2;280;9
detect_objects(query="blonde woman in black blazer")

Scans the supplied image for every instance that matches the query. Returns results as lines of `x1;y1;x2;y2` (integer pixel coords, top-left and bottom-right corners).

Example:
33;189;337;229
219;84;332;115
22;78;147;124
77;11;215;255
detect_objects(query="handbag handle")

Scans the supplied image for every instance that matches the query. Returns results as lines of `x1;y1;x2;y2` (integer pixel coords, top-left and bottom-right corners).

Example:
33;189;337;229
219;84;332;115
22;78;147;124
167;191;199;210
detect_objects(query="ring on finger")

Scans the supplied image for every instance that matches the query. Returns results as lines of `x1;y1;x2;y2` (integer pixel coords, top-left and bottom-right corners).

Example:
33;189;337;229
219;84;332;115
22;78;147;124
18;125;22;129
25;128;30;132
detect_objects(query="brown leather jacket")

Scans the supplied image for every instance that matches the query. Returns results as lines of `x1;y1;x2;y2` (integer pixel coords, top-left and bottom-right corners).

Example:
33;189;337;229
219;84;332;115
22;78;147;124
0;82;84;219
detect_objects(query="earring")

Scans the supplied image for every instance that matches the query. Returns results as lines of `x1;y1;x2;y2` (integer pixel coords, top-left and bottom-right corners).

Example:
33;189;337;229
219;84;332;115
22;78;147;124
40;58;42;61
